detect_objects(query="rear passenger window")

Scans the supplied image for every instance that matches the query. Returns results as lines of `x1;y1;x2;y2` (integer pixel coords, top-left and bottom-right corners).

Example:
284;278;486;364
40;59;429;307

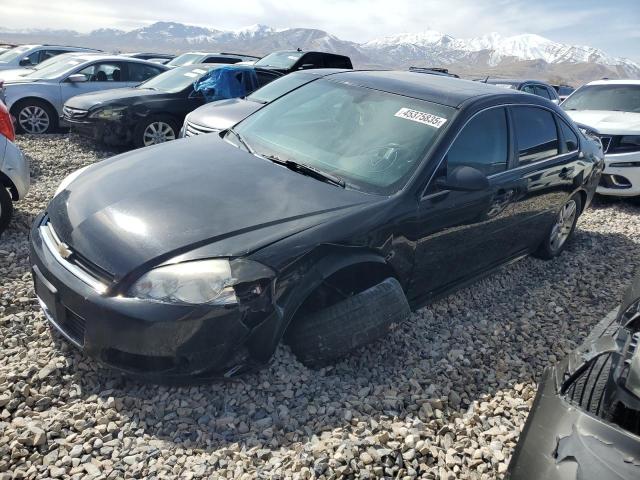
512;106;559;164
446;107;508;176
128;63;164;82
559;119;579;152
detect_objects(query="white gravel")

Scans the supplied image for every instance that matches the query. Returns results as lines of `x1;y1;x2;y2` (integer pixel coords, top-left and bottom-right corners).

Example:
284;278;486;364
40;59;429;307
1;134;639;479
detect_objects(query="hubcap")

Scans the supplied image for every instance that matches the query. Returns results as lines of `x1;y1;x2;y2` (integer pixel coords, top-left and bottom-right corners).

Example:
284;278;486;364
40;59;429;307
550;199;577;252
18;105;50;134
143;122;175;146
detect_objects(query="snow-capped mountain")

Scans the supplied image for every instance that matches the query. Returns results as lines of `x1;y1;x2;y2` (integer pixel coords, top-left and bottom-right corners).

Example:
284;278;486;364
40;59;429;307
1;22;637;82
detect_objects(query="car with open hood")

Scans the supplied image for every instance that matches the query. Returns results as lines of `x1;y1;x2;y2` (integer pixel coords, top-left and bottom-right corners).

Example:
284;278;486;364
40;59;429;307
2;54;168;134
180;68;347;137
0;100;29;235
29;71;602;381
563;80;640;197
64;64;282;147
508;275;640;480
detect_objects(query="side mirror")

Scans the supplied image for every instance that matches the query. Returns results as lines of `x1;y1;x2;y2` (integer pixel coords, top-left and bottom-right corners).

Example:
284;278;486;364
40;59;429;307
19;57;33;67
435;166;490;191
67;74;88;83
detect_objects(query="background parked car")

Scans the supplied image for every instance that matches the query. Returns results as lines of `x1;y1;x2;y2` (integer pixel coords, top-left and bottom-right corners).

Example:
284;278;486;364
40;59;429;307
31;73;602;381
0;44;101;71
253;50;353;73
563;80;640;198
508;274;640;479
120;52;176;65
64;64;281;147
480;78;560;103
165;52;260;68
552;84;575;101
1;54;168;134
0;100;29;235
180;68;347;137
0;52;80;83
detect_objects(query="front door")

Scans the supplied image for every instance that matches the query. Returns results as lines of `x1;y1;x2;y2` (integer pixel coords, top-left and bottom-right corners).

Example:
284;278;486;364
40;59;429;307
408;106;522;301
60;61;131;105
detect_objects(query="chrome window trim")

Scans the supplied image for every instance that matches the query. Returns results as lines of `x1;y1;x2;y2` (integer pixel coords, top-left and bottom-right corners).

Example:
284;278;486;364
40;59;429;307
420;102;580;200
40;222;108;294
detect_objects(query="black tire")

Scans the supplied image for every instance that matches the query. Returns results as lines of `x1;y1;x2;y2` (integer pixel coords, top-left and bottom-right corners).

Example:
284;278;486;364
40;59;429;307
12;99;58;134
285;277;411;367
133;115;179;148
0;187;13;236
533;193;582;260
566;352;612;416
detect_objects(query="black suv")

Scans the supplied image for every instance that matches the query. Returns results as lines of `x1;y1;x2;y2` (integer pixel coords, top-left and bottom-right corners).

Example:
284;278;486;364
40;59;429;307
253;50;353;74
481;78;560;103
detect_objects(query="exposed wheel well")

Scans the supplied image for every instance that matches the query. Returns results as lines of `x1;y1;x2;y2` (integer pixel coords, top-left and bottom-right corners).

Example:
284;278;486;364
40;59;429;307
0;172;18;200
289;261;400;321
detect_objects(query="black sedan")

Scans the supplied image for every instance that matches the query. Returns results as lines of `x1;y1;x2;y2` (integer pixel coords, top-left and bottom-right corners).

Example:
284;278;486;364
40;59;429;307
508;276;640;479
63;64;282;148
30;72;603;381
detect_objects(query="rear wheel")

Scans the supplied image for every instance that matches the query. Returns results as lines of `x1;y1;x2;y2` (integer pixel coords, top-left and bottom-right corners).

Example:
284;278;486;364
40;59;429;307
13;99;57;134
533;193;582;259
0;187;13;236
285;277;410;367
134;115;178;148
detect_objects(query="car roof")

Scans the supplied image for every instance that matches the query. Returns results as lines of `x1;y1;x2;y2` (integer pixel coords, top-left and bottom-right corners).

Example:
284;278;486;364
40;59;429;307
586;79;640;86
483;78;553;86
68;54;167;64
328;70;526;108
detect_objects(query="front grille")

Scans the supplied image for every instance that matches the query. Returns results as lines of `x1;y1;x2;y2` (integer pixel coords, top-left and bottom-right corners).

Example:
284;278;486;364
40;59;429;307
63;106;88;120
40;219;110;293
599;135;640;155
184;120;219;137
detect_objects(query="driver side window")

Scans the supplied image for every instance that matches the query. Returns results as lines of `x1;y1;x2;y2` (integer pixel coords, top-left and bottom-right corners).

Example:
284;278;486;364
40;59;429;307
76;62;124;82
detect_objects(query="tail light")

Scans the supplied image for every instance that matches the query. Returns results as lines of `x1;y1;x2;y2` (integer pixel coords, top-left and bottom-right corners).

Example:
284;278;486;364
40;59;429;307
0;100;15;142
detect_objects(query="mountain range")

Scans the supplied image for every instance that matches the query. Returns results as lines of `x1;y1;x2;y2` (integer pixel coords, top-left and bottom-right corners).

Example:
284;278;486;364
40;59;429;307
2;22;638;85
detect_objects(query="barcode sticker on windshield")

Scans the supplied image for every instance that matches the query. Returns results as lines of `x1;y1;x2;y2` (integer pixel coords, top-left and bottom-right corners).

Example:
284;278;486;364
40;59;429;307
395;108;447;128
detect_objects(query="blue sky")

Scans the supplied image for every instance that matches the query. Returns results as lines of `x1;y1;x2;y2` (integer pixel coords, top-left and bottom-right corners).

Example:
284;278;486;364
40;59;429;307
3;0;640;61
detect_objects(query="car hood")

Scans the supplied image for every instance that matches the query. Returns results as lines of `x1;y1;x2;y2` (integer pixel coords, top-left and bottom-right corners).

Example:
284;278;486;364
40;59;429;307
566;110;640;135
47;134;373;278
0;68;33;82
64;87;167;110
186;98;261;131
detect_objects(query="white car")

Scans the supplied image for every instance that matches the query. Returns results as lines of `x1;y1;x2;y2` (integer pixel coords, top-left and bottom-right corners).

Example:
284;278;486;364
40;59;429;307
563;80;640;197
0;44;100;71
0;52;79;82
0;101;29;234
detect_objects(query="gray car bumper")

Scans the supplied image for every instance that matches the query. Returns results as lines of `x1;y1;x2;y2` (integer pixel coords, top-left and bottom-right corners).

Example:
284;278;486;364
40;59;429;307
0;136;30;200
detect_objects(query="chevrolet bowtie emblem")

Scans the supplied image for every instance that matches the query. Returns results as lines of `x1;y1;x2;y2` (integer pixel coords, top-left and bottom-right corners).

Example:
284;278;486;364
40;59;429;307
57;242;72;259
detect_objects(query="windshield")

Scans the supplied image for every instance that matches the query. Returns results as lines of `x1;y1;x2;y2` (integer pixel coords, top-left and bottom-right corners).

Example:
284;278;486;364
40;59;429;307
246;72;316;103
254;51;304;69
562;84;640;113
23;57;85;79
230;79;453;195
139;65;211;93
0;46;33;63
166;53;204;67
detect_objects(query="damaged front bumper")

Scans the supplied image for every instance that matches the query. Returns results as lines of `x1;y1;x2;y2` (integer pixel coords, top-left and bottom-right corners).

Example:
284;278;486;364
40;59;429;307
29;213;278;381
507;327;640;479
64;116;132;146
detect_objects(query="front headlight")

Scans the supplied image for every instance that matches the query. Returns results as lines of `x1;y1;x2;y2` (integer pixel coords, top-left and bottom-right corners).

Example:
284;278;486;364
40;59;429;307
89;106;127;120
54;165;90;197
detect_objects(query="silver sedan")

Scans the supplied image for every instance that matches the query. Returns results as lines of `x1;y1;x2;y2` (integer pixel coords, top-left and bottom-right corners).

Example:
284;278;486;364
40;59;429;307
1;54;168;134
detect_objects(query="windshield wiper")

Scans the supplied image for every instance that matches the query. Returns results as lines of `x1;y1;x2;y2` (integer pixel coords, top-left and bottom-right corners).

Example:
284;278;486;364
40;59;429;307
260;154;346;188
227;128;254;154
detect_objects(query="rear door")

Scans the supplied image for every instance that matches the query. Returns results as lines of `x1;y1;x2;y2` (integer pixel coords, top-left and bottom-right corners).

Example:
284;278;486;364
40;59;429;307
503;105;583;250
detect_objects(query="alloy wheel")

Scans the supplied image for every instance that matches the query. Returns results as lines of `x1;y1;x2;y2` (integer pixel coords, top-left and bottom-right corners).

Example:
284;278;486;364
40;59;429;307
549;199;577;252
143;122;176;146
18;105;50;134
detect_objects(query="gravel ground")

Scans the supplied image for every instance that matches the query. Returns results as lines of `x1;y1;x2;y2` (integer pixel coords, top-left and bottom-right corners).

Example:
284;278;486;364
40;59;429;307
1;134;639;479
